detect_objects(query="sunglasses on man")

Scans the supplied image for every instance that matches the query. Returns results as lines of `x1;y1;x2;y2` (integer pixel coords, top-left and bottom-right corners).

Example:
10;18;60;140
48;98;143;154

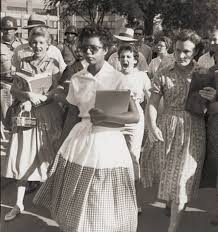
65;32;78;36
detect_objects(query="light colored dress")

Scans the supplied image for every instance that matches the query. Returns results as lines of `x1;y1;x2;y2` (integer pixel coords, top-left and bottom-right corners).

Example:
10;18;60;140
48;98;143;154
121;70;150;180
3;55;63;181
34;62;137;232
141;62;206;205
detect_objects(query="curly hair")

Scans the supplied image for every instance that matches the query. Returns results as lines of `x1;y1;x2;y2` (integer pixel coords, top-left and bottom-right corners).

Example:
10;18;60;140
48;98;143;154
118;44;139;67
79;24;113;49
173;29;201;46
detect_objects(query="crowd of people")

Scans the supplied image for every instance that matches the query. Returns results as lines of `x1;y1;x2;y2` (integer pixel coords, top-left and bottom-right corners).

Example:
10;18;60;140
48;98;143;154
1;13;218;232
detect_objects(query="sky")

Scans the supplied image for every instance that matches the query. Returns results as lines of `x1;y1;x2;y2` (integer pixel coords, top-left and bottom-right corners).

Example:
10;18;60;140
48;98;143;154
4;0;45;9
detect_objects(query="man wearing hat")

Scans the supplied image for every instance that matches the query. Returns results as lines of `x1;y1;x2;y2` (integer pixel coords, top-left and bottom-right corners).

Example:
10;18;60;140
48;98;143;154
108;27;148;71
1;16;26;135
57;25;79;65
12;14;66;74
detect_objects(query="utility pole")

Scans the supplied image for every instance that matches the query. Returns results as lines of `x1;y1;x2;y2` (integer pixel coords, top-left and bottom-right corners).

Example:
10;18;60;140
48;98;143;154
56;1;60;43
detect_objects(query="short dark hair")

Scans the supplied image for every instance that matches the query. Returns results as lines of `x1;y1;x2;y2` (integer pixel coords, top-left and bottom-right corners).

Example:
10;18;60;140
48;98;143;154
134;25;144;34
154;36;172;51
118;44;139;67
79;24;113;49
209;26;218;38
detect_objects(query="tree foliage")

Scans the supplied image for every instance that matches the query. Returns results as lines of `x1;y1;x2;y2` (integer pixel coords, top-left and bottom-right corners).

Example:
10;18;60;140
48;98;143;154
43;0;114;25
44;0;218;36
161;0;218;36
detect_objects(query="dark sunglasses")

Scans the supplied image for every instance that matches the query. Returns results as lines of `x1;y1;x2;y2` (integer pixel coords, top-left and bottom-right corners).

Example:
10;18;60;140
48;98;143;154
134;33;143;36
80;45;103;54
65;32;78;36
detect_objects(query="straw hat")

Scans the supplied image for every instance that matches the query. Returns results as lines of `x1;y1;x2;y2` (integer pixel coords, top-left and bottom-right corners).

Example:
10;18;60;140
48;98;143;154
114;28;137;42
23;14;48;29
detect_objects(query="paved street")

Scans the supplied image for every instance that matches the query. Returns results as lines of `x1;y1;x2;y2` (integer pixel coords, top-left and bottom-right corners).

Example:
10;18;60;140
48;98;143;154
1;176;218;232
1;140;218;232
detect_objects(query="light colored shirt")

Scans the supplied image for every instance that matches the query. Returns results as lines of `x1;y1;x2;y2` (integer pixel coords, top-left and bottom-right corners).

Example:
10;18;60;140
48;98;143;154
148;56;162;78
121;69;151;103
12;43;66;73
198;52;215;69
66;61;124;118
108;51;149;72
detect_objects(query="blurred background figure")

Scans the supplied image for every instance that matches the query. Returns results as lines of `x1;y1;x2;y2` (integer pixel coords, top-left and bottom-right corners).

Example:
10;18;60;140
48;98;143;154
1;16;26;138
134;25;153;65
57;25;78;65
198;27;218;69
148;35;172;79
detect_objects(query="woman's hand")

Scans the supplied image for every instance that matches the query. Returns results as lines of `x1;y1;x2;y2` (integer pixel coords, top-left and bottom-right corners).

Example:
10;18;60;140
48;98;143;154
199;87;216;102
20;101;32;112
28;92;47;106
89;108;106;125
148;125;164;143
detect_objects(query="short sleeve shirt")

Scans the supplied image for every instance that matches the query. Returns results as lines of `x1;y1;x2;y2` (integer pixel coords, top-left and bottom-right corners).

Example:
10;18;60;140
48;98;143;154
12;44;66;73
120;70;151;103
66;61;124;118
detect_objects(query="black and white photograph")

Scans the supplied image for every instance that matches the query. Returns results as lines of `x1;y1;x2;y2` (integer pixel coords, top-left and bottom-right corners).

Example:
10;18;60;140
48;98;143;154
1;0;218;231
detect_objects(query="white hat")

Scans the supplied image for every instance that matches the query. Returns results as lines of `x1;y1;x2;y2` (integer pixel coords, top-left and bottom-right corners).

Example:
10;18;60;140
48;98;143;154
114;28;137;42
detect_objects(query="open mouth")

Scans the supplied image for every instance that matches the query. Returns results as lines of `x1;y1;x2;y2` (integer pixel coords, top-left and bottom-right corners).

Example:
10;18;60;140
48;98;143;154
122;63;129;68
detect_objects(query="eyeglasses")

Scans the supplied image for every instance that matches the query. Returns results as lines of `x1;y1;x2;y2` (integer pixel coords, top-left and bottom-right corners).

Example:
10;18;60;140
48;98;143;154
80;45;103;54
134;33;143;36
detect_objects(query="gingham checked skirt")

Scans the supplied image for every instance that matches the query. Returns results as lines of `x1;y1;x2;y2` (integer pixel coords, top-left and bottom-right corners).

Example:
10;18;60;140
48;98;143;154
34;119;137;232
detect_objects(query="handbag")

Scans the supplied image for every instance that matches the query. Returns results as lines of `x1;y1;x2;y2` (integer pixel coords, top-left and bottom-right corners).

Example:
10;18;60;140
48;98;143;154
185;71;215;116
12;109;37;128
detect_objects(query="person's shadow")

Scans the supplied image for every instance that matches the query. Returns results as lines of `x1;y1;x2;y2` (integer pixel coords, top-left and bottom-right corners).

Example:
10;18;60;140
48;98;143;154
1;207;60;232
1;180;61;232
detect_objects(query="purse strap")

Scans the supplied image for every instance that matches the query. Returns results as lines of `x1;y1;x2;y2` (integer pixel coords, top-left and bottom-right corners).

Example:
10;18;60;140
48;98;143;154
18;109;32;118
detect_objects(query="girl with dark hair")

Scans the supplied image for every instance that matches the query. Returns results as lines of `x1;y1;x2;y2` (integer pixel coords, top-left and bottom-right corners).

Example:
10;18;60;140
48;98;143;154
34;25;139;232
141;29;206;232
118;44;151;213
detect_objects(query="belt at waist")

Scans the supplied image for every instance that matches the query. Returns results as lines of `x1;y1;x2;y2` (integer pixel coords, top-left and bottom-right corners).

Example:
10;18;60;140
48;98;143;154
81;117;122;131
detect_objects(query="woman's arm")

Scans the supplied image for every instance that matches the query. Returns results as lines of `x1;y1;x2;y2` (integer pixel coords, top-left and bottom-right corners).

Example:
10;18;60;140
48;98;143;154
146;92;164;142
144;73;151;101
89;97;140;125
11;87;47;106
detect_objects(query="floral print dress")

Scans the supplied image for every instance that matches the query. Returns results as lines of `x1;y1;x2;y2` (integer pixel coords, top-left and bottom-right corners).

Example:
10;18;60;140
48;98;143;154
141;62;206;205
